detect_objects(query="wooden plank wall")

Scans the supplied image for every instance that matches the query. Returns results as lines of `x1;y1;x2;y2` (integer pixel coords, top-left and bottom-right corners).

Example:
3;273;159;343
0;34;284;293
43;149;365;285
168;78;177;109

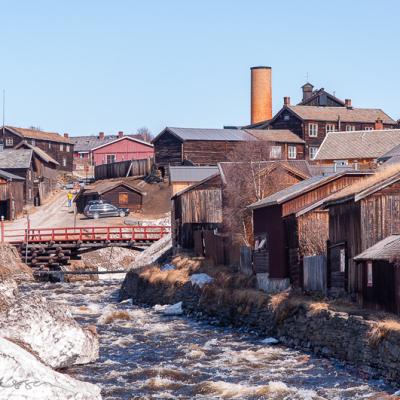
94;158;153;180
180;189;222;224
303;255;327;293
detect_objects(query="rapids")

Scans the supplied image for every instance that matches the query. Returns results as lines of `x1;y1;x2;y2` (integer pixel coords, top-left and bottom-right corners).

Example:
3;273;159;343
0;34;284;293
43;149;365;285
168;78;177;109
20;280;398;400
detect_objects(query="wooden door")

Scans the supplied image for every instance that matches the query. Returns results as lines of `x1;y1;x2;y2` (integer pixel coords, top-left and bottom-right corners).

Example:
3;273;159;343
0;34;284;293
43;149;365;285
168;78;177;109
118;192;129;206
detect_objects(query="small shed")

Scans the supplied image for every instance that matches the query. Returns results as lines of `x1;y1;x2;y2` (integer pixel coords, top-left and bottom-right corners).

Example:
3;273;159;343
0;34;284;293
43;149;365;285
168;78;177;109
75;180;144;213
0;169;25;220
354;235;400;315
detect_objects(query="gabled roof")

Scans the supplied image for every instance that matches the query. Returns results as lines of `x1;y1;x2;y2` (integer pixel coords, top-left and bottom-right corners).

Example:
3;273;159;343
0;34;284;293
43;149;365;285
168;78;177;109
168;166;219;183
298;88;346;107
90;135;153;152
0;169;25;181
354;235;400;261
314;129;400;161
378;143;400;163
0;149;33;169
83;180;144;196
248;171;370;210
324;164;400;205
4;126;73;144
15;141;59;166
283;105;396;124
244;129;304;144
152;127;258;143
71;134;151;152
171;172;222;199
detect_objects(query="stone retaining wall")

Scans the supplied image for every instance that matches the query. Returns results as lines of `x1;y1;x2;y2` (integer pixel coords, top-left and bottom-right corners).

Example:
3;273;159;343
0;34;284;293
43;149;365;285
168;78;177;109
120;267;400;383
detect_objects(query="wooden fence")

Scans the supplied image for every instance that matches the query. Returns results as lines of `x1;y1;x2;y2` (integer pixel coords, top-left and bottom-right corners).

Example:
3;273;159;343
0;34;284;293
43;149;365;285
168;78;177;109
303;255;327;293
94;158;153;180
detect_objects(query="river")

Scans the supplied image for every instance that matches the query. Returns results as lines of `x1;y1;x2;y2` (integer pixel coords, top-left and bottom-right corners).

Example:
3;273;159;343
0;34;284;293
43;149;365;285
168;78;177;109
20;280;397;400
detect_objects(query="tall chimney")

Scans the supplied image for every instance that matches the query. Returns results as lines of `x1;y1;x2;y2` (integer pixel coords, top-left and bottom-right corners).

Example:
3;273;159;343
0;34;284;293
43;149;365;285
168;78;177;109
284;96;290;106
374;117;384;130
250;66;272;124
63;133;69;138
345;99;352;108
118;131;124;138
99;131;105;140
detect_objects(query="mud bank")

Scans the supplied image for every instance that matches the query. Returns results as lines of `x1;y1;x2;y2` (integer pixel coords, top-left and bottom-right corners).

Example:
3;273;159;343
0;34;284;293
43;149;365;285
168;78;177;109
121;262;400;384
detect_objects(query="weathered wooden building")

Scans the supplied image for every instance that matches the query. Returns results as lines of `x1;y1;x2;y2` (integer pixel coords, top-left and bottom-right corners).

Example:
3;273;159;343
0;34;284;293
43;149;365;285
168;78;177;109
152;127;306;176
75;180;144;213
172;160;313;265
314;129;400;169
298;83;347;107
0;169;25;220
0;126;74;171
353;235;400;315
324;165;400;294
249;171;370;290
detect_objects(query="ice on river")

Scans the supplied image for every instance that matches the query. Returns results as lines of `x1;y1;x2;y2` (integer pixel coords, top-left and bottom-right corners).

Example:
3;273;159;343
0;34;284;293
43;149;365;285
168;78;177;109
19;279;398;400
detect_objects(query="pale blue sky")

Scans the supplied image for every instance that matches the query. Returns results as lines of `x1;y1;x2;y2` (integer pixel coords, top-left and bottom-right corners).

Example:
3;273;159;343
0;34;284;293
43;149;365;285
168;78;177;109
1;0;399;137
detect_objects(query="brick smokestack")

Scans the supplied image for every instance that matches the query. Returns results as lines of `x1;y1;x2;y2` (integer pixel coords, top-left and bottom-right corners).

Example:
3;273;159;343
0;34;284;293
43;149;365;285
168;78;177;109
99;131;105;140
63;133;69;138
118;131;124;138
374;117;384;130
251;66;272;124
284;96;290;106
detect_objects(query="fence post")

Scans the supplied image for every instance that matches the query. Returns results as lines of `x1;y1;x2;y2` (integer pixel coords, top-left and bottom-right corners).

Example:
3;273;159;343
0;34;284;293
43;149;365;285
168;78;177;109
0;216;4;243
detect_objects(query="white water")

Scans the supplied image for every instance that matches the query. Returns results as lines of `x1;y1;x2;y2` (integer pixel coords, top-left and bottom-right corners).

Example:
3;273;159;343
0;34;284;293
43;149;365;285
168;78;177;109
20;280;397;400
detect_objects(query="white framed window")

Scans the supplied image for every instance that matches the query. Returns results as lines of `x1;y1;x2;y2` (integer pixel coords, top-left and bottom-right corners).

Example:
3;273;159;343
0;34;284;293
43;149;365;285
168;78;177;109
66;145;70;152
309;146;319;159
5;137;13;146
346;125;356;131
326;124;335;133
79;153;85;159
62;157;67;167
270;146;282;159
367;261;373;287
106;154;116;164
60;144;64;151
48;142;52;149
364;127;373;131
340;248;346;273
288;145;297;159
283;114;290;121
308;123;318;137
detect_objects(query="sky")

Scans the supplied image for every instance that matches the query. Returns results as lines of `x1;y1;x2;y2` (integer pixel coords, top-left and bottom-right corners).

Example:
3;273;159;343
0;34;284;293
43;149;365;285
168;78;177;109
1;0;400;137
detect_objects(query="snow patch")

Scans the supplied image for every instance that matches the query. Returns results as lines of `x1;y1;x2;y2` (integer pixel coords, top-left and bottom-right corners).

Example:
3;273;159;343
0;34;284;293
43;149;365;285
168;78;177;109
261;337;280;345
190;273;213;288
163;302;183;316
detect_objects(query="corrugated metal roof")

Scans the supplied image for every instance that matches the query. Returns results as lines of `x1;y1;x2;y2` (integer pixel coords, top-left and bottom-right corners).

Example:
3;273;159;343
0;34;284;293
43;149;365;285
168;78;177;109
354;235;400;261
169;166;219;182
161;127;258;142
315;129;400;161
0;149;32;169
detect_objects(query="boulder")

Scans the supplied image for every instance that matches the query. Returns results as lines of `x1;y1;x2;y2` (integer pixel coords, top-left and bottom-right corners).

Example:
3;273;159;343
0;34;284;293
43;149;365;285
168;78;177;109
0;336;102;399
0;292;99;369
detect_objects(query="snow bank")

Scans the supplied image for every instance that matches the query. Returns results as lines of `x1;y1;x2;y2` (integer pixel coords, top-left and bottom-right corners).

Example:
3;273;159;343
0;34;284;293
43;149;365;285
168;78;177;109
0;337;102;400
0;291;99;369
261;337;280;345
162;302;183;316
190;273;213;288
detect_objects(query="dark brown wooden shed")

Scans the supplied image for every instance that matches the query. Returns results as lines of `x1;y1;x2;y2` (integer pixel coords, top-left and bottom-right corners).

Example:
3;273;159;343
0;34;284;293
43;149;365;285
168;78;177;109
75;180;143;213
354;235;400;315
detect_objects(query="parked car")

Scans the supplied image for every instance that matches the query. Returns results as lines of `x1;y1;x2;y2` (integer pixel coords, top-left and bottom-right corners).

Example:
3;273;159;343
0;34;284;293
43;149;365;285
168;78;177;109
83;203;130;219
86;199;106;206
63;182;74;190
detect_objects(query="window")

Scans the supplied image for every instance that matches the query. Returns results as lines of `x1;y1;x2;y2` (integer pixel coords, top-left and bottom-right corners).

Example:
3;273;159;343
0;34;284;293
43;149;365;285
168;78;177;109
27;169;31;180
79;153;85;159
309;146;319;159
66;145;70;152
364;127;373;131
334;160;348;167
31;139;35;146
62;157;67;167
5;137;13;146
367;262;373;287
60;144;64;151
119;192;129;205
326;124;335;133
308;123;318;137
48;142;52;149
28;188;32;200
288;145;297;159
270;146;282;159
346;125;356;131
106;154;116;164
283;114;290;121
340;248;346;273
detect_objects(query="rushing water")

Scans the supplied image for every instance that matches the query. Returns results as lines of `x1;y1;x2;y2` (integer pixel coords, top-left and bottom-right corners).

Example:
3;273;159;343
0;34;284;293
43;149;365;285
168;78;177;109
20;280;398;400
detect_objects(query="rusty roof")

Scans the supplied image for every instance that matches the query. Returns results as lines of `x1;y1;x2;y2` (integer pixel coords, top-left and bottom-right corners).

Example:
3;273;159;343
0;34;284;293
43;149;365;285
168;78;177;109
354;235;400;261
244;129;304;144
5;126;73;144
315;129;400;161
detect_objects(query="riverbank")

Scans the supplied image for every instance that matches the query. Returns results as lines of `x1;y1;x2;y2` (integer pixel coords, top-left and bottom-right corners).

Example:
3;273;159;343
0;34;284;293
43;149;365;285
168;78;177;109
120;255;400;386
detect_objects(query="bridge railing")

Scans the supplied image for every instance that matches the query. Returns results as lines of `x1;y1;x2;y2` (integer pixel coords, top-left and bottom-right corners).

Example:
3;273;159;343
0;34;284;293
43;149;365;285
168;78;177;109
1;225;170;244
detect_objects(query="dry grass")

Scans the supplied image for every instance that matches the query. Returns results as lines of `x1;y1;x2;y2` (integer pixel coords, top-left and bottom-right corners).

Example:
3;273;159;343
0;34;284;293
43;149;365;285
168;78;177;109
103;310;131;324
368;319;400;345
139;266;189;285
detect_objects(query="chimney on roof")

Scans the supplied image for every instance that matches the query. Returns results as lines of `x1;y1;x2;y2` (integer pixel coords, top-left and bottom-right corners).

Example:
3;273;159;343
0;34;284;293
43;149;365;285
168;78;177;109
118;131;124;138
63;133;69;138
302;82;314;102
374;117;384;130
99;131;105;140
250;66;272;124
283;96;290;106
345;99;352;108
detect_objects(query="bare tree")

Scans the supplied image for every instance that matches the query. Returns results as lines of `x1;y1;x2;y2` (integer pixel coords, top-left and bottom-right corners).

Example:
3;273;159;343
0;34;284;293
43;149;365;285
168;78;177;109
298;213;328;256
135;126;153;143
222;142;290;247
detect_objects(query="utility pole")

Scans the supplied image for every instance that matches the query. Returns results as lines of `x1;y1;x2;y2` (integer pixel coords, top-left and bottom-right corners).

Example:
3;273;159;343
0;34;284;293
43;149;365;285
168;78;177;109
2;89;5;140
